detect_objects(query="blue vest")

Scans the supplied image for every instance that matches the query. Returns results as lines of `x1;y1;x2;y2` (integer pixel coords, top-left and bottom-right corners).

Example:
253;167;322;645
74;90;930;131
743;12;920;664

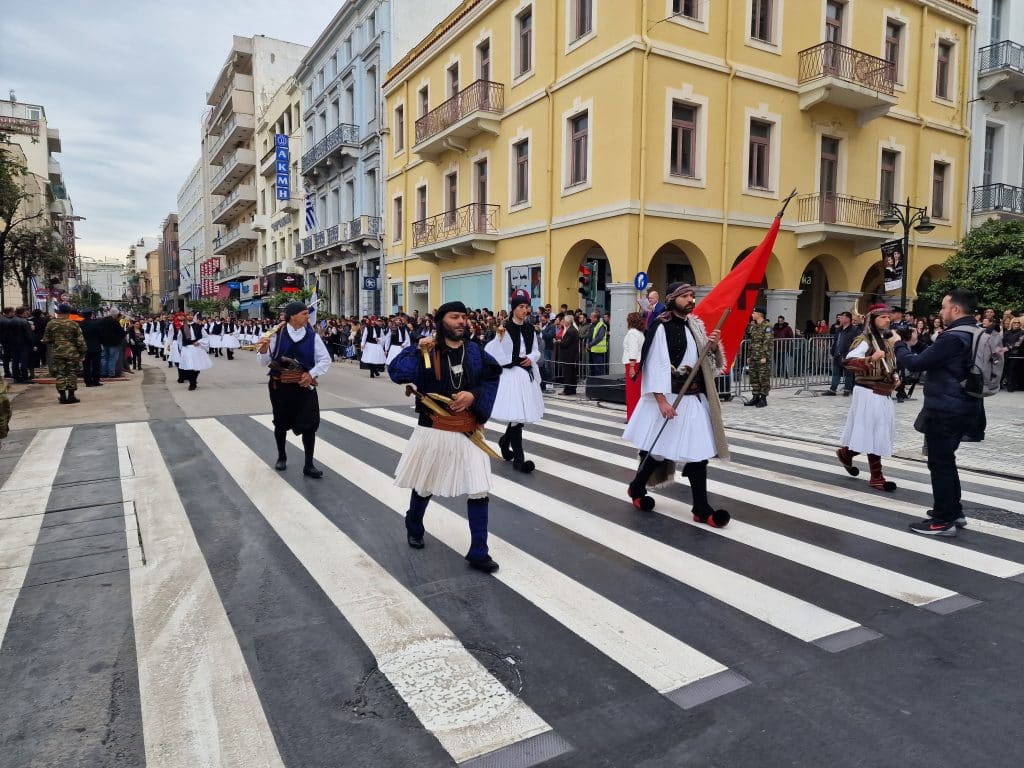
273;325;316;372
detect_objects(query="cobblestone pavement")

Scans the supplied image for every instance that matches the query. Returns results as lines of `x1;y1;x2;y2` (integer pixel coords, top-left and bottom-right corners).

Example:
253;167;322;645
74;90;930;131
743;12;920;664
556;387;1024;480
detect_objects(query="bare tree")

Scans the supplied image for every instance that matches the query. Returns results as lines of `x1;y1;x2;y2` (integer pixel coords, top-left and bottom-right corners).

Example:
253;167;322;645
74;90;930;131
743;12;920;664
3;226;68;306
0;139;51;309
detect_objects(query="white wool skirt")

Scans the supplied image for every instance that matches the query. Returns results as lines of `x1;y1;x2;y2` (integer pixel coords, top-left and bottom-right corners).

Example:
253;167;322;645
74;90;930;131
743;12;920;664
180;343;213;372
623;393;718;463
167;339;181;364
385;344;408;365
490;368;545;424
361;341;387;365
840;386;896;456
395;425;492;498
208;333;223;349
221;333;240;349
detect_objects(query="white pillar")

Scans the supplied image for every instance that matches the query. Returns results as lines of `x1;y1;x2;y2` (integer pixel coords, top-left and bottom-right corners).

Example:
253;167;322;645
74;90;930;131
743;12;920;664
765;289;802;327
693;285;713;304
827;290;862;320
608;282;636;375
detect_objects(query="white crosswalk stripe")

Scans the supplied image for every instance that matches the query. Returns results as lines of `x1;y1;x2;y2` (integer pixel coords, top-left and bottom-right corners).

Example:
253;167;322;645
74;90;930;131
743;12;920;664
5;407;1024;766
340;411;871;649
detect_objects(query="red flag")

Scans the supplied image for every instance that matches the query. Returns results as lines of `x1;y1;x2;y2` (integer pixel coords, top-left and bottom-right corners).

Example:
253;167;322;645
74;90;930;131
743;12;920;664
693;213;781;373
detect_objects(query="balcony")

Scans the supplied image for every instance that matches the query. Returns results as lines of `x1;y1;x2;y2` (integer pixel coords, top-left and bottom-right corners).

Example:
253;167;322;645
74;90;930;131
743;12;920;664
207;74;255;132
414;79;504;160
210;148;256;195
260;146;278;176
794;193;891;252
209;113;256;165
301;123;360;176
214;259;259;284
971;183;1024;222
347;214;383;247
47;128;61;154
251;214;270;232
296;223;355;265
977;41;1024;99
212;224;258;258
798;42;897;123
211;185;257;224
411;203;499;262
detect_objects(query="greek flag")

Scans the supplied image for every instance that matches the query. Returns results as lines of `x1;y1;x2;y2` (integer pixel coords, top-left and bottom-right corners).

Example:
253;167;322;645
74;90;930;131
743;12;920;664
191;281;201;301
307;280;318;326
304;186;317;232
28;273;45;311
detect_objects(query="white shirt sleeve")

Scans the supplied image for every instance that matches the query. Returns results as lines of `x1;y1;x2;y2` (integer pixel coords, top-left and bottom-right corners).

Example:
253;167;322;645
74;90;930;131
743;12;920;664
846;340;869;360
255;334;278;368
640;325;671;396
310;333;331;379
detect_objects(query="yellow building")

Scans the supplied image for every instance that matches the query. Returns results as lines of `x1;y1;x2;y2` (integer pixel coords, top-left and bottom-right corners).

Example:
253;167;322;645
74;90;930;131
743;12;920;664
384;0;976;331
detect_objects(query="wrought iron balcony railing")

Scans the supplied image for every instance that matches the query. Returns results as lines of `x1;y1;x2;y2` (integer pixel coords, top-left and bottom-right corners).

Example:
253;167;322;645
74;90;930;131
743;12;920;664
415;79;504;145
350;215;383;239
978;40;1024;75
972;183;1024;215
798;42;896;94
412;203;499;248
301;123;360;174
797;193;887;229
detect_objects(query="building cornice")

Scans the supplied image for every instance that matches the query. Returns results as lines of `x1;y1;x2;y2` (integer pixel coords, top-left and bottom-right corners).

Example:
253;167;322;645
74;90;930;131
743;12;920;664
918;0;977;25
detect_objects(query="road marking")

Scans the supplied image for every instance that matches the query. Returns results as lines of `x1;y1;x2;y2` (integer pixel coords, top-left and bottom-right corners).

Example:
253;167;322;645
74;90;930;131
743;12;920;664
276;414;746;708
117;422;285;768
357;410;866;647
0;428;71;647
190;418;560;766
513;414;1024;579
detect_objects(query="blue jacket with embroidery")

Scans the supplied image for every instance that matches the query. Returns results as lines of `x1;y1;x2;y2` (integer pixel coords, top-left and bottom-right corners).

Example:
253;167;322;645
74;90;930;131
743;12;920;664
389;341;501;424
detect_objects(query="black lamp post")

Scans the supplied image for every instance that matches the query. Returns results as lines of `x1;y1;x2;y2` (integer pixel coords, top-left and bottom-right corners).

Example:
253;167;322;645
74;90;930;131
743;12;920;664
877;197;935;313
180;247;197;311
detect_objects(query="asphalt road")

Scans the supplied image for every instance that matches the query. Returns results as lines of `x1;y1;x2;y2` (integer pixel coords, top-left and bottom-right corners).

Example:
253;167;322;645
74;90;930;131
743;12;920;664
2;354;1024;768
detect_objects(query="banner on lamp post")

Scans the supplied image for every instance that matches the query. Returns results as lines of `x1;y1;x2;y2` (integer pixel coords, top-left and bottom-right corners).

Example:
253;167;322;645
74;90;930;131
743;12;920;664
881;239;904;294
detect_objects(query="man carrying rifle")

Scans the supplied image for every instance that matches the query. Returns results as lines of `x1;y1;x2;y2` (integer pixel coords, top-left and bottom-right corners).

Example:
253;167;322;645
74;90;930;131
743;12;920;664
256;301;331;478
388;301;503;573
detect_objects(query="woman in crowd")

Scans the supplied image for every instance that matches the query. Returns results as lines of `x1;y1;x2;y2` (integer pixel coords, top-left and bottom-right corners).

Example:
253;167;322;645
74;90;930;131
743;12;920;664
556;314;580;396
127;320;147;370
622;311;646;420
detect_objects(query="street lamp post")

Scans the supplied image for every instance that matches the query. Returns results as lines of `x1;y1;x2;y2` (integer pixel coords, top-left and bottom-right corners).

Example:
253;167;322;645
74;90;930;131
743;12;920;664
180;247;197;311
877;197;936;313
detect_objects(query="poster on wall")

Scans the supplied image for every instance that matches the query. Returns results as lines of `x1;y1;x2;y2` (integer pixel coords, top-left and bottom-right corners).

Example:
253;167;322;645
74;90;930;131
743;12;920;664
507;264;543;310
881;239;904;294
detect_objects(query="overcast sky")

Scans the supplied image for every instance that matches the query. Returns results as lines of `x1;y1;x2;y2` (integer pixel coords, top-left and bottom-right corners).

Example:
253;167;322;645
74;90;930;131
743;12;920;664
4;0;341;263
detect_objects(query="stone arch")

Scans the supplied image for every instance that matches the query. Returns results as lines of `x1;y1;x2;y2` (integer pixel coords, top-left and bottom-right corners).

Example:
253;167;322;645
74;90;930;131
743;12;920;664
795;253;849;330
915;263;948;296
557;239;613;313
859;262;885;313
645;239;713;291
731;248;786;290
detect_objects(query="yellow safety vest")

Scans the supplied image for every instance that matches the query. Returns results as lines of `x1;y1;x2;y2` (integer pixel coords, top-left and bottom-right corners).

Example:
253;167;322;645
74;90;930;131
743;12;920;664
590;321;608;353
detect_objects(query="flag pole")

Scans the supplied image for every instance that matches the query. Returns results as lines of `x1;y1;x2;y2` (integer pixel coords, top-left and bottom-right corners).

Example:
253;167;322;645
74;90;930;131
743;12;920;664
777;188;798;218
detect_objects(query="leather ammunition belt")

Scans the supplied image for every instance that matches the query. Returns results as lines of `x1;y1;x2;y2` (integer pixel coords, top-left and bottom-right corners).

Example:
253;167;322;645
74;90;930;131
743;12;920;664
856;381;895;396
671;367;705;396
429;410;480;433
271;370;306;385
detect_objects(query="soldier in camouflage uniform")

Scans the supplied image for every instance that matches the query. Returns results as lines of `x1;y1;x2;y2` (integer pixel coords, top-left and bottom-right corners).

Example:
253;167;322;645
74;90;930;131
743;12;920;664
744;307;773;408
41;304;87;404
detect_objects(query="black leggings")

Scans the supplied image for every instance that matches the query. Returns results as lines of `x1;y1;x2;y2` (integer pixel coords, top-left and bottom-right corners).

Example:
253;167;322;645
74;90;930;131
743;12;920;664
275;426;316;467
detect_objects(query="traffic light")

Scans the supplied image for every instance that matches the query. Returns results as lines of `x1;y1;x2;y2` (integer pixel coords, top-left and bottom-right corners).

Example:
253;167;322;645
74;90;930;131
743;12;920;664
578;264;591;297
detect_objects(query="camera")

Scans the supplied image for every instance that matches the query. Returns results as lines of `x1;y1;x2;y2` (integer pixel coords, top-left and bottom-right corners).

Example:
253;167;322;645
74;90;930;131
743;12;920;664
896;327;914;342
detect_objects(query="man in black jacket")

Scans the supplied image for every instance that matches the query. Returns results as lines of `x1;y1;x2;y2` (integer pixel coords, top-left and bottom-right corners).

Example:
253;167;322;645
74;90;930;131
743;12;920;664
9;308;35;383
824;312;858;396
98;310;126;378
79;310;104;386
0;308;14;379
895;289;985;537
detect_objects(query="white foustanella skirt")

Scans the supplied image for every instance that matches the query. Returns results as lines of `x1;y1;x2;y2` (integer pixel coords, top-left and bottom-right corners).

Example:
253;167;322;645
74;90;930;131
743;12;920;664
180;339;213;372
623;393;718;463
839;386;896;456
395;426;492;498
490;367;545;424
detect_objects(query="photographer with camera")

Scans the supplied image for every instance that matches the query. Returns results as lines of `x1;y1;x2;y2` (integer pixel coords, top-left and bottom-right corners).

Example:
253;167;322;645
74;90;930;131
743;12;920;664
894;290;987;537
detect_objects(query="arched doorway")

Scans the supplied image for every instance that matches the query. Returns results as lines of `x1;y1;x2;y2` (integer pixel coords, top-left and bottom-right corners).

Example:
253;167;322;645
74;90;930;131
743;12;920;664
648;243;695;292
859;262;884;313
731;247;769;309
795;257;832;332
913;265;948;316
558;240;612;313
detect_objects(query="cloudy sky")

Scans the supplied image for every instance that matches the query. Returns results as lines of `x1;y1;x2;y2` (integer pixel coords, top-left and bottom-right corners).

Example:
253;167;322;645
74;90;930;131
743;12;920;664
4;0;341;263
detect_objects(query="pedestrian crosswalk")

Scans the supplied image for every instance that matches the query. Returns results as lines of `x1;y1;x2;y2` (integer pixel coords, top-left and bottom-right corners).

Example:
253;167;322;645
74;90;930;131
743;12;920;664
2;404;1024;767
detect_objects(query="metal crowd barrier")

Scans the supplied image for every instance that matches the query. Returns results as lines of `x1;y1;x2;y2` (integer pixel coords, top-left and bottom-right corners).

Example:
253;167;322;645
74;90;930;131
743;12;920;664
731;335;835;397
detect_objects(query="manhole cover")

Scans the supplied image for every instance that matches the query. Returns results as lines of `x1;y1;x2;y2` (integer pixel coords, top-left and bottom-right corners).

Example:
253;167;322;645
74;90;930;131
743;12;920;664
345;641;525;729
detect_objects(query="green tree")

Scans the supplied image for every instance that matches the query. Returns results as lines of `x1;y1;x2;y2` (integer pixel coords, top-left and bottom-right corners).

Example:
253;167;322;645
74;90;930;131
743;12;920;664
266;287;314;314
918;219;1024;313
0;141;51;309
73;282;103;310
187;297;231;317
2;225;68;306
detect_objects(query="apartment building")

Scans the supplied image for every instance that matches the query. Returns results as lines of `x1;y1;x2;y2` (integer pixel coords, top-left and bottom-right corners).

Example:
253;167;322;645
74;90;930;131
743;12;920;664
123;237;160;307
0;98;75;307
203;35;308;302
158;214;179;311
384;0;975;342
969;0;1024;226
250;76;305;317
295;0;461;317
176;158;206;306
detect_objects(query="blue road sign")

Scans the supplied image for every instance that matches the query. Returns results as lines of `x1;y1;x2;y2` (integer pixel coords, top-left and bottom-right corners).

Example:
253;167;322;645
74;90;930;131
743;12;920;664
634;271;649;291
363;277;378;290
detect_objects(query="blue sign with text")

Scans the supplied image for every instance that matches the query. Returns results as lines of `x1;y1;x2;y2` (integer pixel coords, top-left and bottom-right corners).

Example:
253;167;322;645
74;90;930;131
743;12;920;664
274;134;290;201
633;271;649;291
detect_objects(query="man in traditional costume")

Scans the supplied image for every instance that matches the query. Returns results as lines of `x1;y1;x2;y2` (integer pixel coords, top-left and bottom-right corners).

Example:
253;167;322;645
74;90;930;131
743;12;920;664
360;316;387;377
178;311;212;391
485;289;543;473
622;283;731;527
835;303;899;492
388;301;503;573
257;301;331;479
220;318;239;360
384;316;411;366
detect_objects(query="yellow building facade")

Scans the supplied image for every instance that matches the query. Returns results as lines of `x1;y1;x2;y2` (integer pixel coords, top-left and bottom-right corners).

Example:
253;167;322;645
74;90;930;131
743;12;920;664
383;0;976;325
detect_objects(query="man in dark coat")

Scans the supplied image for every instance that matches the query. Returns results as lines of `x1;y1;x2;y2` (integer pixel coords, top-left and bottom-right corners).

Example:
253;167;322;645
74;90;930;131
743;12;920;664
825;311;858;396
79;310;104;386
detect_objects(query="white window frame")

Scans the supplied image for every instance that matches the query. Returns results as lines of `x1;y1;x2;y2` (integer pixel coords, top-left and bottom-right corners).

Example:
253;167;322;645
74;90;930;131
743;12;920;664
928;153;954;223
880;9;909;90
742;105;782;199
475;34;493;81
745;0;784;54
561;99;594;196
393;102;405;155
822;0;852;47
663;85;709;188
511;1;536;85
932;34;958;106
508;130;533;211
392;194;404;243
566;0;598;53
446;56;462;99
982;117;1007;186
666;0;709;34
876;139;906;208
